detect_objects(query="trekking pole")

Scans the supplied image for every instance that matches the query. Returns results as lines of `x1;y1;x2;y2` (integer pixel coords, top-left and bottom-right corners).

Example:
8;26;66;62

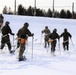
58;40;61;55
13;36;15;51
26;38;28;53
31;36;34;59
40;33;42;45
46;41;49;53
70;38;75;51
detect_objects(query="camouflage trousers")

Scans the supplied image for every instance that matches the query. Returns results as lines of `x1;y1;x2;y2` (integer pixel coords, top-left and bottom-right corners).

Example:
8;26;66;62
19;44;25;59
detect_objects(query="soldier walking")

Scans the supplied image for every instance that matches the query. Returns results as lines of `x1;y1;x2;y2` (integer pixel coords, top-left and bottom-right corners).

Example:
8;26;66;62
17;22;34;61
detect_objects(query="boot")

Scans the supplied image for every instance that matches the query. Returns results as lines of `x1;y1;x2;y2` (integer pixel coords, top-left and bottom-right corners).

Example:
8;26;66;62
19;56;26;61
19;58;23;61
10;50;15;54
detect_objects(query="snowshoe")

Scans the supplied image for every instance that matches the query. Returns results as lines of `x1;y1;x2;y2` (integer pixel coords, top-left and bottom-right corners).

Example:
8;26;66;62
10;50;15;54
19;56;27;61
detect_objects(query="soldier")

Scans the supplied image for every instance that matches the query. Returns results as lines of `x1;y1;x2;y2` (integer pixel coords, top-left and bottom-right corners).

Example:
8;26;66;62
60;28;72;50
17;22;34;61
0;21;15;54
49;29;59;55
42;26;51;48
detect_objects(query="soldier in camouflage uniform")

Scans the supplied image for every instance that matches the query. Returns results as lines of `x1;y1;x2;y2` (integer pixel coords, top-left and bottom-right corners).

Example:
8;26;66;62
17;22;34;61
60;28;72;51
0;21;15;54
49;29;59;55
42;26;51;48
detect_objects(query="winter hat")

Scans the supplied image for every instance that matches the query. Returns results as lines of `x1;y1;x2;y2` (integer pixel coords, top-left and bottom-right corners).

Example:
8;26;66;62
53;28;57;32
45;26;48;29
64;28;67;32
5;21;10;25
24;22;29;27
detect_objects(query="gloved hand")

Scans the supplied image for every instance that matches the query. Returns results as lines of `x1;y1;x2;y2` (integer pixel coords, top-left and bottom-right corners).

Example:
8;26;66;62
70;36;72;39
42;31;43;33
12;33;15;36
31;33;34;36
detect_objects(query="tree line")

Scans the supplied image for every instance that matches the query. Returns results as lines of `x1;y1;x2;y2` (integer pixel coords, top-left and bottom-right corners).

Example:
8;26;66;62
2;4;76;19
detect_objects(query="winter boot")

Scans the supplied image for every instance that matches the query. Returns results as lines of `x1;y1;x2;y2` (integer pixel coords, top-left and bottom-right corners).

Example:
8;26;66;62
19;56;26;61
10;50;15;54
19;58;23;61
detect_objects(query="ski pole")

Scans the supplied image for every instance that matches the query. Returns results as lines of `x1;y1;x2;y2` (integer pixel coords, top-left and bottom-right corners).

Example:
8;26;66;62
70;38;75;51
58;40;61;55
26;38;28;53
31;36;34;59
13;36;15;51
46;41;49;53
40;33;42;45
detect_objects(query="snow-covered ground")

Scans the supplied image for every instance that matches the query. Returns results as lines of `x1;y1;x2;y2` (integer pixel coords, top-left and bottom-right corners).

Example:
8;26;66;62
0;14;76;75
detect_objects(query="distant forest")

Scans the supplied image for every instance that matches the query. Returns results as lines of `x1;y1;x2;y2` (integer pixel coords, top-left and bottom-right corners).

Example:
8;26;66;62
2;4;76;19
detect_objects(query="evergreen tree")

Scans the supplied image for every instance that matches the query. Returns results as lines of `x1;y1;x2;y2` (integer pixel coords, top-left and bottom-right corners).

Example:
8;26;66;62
36;8;44;16
2;6;8;14
47;9;52;17
27;6;33;16
18;4;25;15
59;9;67;18
66;10;72;18
54;11;60;18
24;8;28;15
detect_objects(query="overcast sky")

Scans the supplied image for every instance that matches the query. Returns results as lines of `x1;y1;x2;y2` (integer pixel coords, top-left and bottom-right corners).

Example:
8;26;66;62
0;0;76;13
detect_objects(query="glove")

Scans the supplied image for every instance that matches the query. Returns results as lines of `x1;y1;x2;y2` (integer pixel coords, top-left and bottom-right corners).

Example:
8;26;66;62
42;31;43;33
70;36;72;39
12;33;15;36
31;33;34;36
